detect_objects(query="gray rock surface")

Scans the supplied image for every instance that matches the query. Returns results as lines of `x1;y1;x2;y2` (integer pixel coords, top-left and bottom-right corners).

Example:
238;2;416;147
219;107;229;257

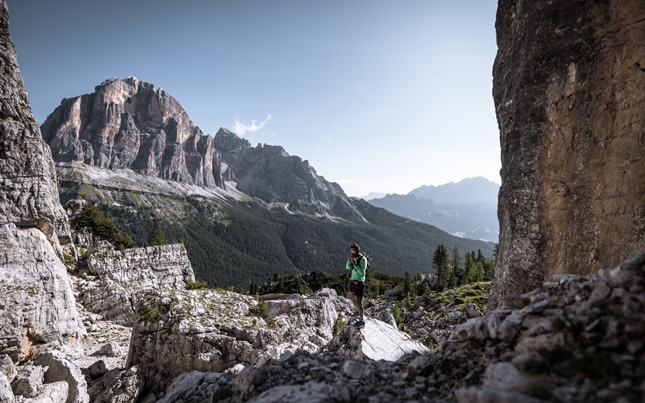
0;223;84;343
33;351;89;403
0;373;14;403
0;0;70;251
491;0;645;308
124;287;428;398
75;240;195;326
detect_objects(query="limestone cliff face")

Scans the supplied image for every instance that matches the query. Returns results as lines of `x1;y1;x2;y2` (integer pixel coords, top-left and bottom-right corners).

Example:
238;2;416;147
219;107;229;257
490;0;645;308
0;0;83;343
41;77;223;188
76;241;195;326
0;1;70;247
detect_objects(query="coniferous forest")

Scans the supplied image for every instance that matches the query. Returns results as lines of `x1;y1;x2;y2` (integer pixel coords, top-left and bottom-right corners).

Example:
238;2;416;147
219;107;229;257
61;186;496;290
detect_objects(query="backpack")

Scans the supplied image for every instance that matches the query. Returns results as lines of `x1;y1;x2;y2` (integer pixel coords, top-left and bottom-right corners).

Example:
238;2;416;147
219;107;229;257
356;254;370;270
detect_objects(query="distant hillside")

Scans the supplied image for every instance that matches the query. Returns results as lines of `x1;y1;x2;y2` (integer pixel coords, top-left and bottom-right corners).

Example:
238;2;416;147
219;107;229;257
368;177;499;242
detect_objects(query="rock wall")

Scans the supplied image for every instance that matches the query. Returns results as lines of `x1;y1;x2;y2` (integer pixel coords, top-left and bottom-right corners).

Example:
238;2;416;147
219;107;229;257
0;1;70;249
0;0;83;344
76;241;195;326
491;0;645;308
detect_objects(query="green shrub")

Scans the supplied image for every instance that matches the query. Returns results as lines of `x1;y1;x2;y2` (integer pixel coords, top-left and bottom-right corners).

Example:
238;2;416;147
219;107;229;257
141;306;163;322
75;204;133;249
251;299;270;320
333;314;347;335
63;254;75;267
186;280;208;290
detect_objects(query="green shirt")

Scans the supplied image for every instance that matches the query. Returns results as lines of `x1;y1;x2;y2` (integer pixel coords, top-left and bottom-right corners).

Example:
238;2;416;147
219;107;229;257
346;254;366;282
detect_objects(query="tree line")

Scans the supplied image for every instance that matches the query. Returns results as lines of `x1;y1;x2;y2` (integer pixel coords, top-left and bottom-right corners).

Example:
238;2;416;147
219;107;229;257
432;244;497;291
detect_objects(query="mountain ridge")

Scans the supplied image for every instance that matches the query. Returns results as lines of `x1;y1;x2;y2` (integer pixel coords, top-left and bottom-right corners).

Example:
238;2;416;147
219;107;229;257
368;177;500;242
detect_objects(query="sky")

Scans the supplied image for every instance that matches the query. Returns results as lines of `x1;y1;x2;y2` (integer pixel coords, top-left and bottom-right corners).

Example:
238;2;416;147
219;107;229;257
6;0;500;197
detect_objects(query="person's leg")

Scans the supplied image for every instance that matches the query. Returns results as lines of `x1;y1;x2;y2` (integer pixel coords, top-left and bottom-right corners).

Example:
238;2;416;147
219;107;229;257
355;294;364;320
348;292;359;313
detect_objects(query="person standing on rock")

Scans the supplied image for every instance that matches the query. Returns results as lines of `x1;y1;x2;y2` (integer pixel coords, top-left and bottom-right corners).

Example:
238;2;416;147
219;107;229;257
346;243;366;327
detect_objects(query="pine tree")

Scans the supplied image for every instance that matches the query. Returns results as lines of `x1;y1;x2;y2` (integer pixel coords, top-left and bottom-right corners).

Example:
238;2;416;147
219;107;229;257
450;246;463;288
432;245;450;290
150;228;168;246
464;251;477;284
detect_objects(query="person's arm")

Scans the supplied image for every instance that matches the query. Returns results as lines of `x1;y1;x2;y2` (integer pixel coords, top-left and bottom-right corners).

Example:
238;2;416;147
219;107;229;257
346;257;354;271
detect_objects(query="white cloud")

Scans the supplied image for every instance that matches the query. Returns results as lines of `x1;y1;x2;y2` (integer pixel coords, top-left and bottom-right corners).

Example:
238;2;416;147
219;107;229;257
233;115;272;136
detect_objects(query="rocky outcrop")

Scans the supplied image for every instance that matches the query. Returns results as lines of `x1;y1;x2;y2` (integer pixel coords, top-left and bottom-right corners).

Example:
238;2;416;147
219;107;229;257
0;224;84;344
76;241;195;326
122;288;427;399
41;76;224;188
491;0;645;308
133;253;645;402
0;0;83;346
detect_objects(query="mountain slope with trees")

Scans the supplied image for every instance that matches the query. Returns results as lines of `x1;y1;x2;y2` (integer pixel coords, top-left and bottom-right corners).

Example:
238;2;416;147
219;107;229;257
60;182;495;289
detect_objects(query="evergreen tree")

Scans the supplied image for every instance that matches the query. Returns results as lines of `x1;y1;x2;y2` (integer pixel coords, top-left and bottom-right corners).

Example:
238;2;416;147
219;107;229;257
403;271;411;296
464;251;477;284
150;228;168;246
76;204;133;249
432;245;450;290
450;246;463;288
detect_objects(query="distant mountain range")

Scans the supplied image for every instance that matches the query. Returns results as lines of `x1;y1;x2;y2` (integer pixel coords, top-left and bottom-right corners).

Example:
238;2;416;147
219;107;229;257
367;177;500;243
41;77;496;288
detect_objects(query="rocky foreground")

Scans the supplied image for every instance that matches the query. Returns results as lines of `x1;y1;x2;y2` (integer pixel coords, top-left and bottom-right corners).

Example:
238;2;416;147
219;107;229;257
2;249;644;402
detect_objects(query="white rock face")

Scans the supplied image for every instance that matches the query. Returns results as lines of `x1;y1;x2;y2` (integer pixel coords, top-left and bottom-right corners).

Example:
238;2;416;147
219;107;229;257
358;319;429;361
0;224;84;344
76;241;195;326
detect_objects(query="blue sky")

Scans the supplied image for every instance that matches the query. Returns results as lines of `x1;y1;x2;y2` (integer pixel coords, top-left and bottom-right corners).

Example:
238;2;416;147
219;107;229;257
7;0;499;197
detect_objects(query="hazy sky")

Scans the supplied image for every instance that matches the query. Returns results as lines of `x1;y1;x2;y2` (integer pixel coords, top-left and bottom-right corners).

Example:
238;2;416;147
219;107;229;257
6;0;500;197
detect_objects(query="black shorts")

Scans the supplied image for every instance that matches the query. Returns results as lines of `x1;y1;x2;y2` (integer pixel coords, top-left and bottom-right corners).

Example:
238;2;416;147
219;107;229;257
349;280;365;297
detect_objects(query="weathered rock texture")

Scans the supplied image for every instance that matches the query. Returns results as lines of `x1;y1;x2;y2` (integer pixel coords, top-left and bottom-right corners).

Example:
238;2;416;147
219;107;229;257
41;76;224;188
0;0;70;248
125;288;427;398
213;128;360;219
491;0;645;308
0;224;83;344
0;0;83;345
76;241;195;326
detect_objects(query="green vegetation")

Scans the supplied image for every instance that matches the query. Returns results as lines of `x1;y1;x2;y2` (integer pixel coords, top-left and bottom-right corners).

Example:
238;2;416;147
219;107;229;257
332;313;347;335
250;298;270;320
74;203;133;249
432;245;496;291
150;228;168;246
60;180;496;290
185;280;208;290
141;304;169;322
63;253;76;267
424;281;491;313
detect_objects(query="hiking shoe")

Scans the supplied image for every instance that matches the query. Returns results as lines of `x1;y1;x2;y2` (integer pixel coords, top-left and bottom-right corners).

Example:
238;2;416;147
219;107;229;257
352;320;365;328
350;311;360;318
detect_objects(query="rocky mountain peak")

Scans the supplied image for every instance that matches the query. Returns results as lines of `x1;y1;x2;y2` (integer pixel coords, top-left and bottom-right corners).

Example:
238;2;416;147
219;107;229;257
41;76;223;188
213;127;252;152
41;80;366;219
